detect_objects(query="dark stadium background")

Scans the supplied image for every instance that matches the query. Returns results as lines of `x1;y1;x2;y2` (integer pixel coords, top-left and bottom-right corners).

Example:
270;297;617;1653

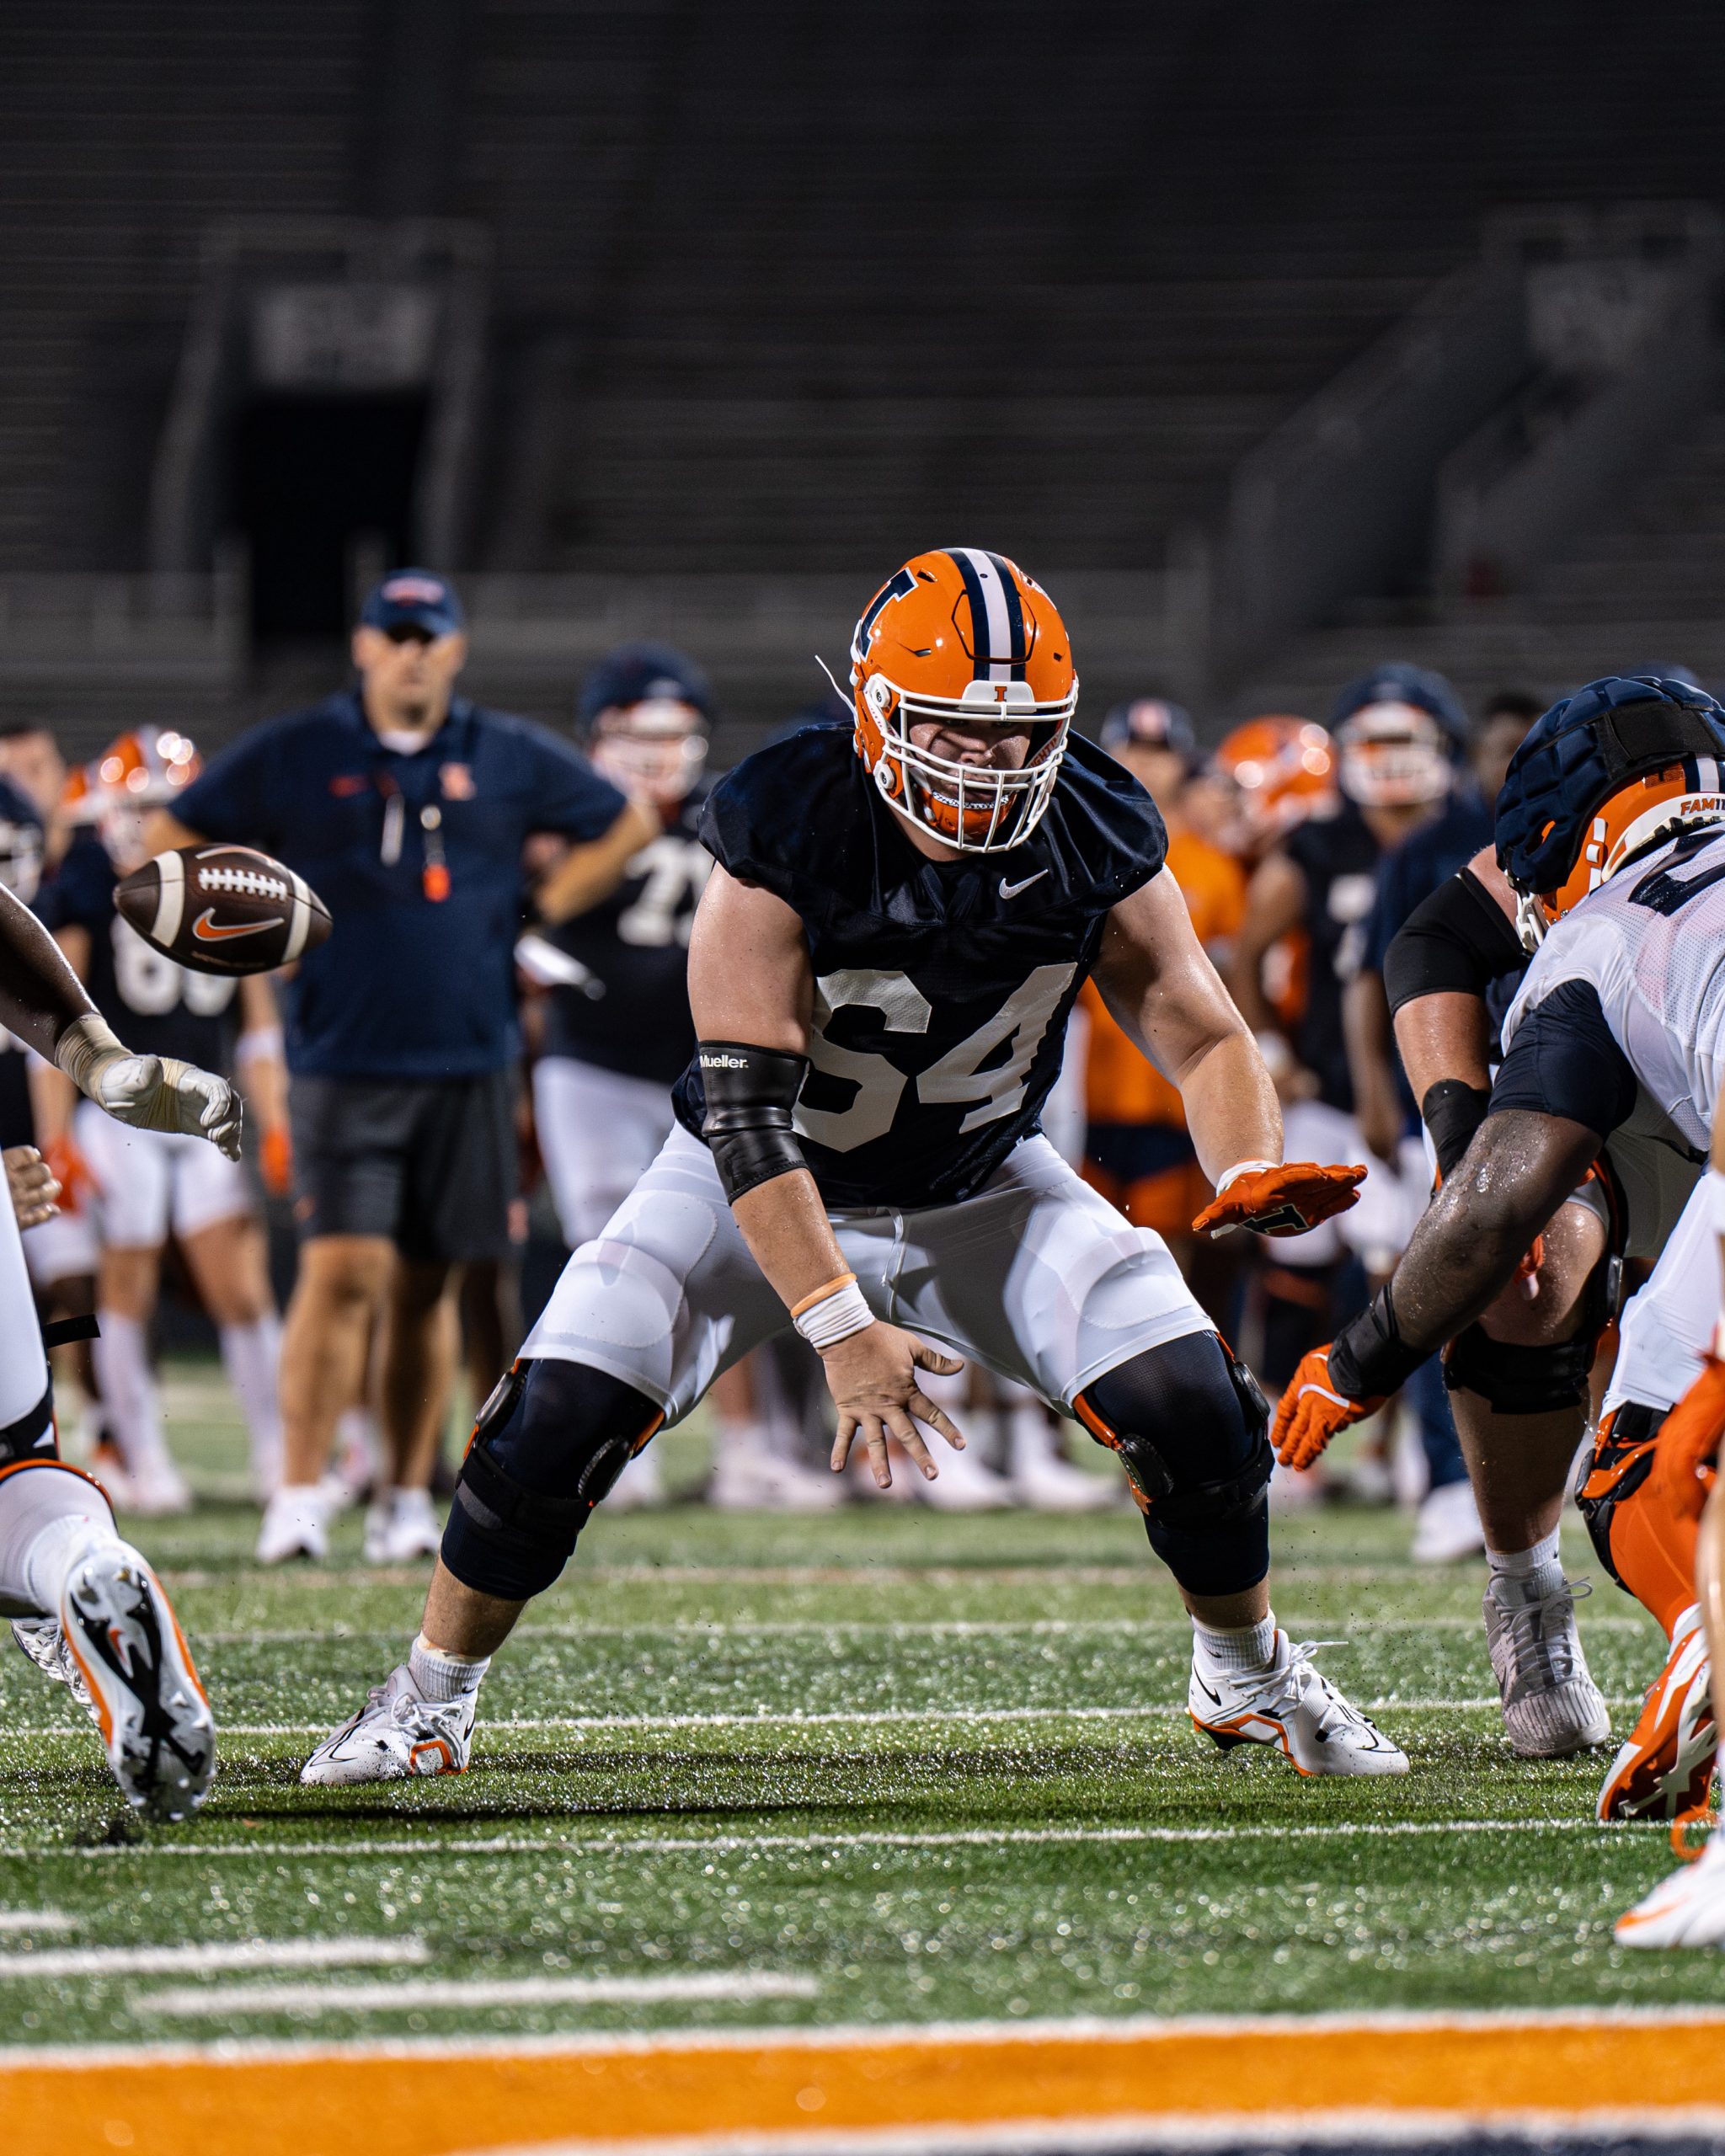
5;0;1725;770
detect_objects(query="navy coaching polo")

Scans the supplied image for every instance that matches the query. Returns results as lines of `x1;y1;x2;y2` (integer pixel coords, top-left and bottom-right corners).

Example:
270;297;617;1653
177;690;628;1080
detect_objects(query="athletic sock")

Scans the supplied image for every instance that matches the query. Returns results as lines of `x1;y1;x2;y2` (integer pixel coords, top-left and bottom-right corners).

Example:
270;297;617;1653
92;1311;170;1478
1193;1612;1279;1676
408;1631;490;1704
219;1315;283;1489
0;1462;119;1612
1487;1528;1565;1604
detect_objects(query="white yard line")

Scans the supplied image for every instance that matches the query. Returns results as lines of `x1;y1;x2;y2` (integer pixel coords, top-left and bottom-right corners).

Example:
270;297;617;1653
136;1970;819;2017
0;1910;72;1932
0;1815;1618;1865
188;1614;1651;1641
0;1936;427;1978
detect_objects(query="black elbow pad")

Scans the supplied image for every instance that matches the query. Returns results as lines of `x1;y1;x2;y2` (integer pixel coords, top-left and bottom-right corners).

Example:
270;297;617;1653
697;1039;811;1202
1384;870;1525;1017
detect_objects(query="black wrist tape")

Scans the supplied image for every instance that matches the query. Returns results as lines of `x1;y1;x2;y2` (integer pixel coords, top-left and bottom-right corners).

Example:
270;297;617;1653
1328;1283;1424;1400
697;1039;811;1203
1420;1079;1492;1179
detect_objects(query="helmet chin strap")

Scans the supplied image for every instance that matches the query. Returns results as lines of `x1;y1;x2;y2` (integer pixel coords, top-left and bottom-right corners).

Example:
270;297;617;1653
1514;889;1548;953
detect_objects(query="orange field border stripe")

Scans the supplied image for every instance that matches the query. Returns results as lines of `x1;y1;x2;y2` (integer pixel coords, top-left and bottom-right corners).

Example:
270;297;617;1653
8;2009;1725;2156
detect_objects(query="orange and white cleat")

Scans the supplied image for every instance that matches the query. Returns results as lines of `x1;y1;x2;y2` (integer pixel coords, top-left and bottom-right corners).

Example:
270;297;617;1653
60;1541;215;1821
1597;1603;1716;1822
1616;1822;1725;1949
1188;1631;1408;1777
299;1663;473;1786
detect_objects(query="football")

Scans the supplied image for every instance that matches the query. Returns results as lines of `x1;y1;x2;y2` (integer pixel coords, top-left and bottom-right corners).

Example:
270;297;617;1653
113;843;331;977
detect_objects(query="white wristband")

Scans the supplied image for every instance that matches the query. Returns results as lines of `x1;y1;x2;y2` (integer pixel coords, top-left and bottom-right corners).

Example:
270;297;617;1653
52;1014;126;1102
793;1276;874;1353
1215;1159;1278;1195
235;1025;285;1071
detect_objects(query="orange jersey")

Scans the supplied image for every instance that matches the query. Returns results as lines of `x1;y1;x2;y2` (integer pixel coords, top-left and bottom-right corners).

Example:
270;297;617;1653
1081;830;1247;1129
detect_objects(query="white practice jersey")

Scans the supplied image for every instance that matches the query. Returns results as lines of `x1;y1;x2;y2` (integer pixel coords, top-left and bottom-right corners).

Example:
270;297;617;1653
1502;825;1725;1150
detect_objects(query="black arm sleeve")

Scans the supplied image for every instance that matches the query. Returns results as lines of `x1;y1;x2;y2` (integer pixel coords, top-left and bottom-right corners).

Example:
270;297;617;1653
0;883;95;1061
1487;979;1639;1138
697;1040;812;1203
1383;868;1526;1017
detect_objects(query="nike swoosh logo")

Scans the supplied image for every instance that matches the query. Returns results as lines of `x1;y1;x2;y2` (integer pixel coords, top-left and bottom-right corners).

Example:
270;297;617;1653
1194;1673;1222;1706
999;870;1047;900
191;909;276;942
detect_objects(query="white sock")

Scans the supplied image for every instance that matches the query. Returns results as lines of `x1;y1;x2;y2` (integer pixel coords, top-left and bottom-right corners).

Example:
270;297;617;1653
92;1311;170;1477
1193;1612;1279;1675
219;1315;282;1486
408;1630;489;1703
1487;1529;1564;1604
0;1462;118;1612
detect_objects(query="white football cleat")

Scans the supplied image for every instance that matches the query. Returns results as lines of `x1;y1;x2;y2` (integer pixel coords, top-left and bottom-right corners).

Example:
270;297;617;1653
708;1443;843;1513
1616;1824;1725;1949
10;1614;94;1711
1597;1602;1716;1822
603;1446;667;1512
1188;1632;1409;1777
1411;1477;1485;1564
300;1663;473;1786
1006;1408;1117;1513
910;1438;1014;1511
1483;1573;1611;1758
126;1459;194;1518
362;1487;442;1564
255;1483;330;1564
60;1541;215;1820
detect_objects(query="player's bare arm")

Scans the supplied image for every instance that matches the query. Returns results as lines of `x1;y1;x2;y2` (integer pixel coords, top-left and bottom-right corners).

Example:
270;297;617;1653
1227;848;1311;1097
533;798;662;924
686;863;964;1486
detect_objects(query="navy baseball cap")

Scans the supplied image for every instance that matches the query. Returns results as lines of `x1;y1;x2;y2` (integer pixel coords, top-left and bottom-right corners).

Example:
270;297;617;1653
359;569;465;638
1099;697;1196;756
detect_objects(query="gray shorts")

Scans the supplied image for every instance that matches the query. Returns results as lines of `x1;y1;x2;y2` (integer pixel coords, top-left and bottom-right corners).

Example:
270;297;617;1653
288;1068;516;1263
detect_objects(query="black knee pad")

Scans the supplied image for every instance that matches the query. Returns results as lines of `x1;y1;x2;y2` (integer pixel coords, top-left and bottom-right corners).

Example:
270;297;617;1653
0;1383;55;1467
1443;1325;1594;1413
441;1358;661;1600
1574;1400;1664;1590
1078;1332;1272;1598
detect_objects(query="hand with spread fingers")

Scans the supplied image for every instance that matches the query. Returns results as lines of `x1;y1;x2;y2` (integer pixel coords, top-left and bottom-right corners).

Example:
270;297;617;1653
1193;1160;1367;1240
1648;1353;1725;1522
1273;1347;1386;1471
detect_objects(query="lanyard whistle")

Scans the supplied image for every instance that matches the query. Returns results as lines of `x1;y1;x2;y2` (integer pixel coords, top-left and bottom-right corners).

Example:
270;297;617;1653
420;803;449;902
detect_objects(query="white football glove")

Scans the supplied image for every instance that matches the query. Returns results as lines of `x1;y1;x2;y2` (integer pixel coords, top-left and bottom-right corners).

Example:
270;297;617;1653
55;1015;243;1162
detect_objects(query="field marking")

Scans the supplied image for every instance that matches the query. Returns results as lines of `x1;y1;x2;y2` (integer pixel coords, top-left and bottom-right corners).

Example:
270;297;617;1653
138;1970;820;2018
156;1562;1524;1592
0;1814;1622;1865
185;1613;1652;1641
0;1936;427;1978
0;1910;72;1933
7;2003;1725;2155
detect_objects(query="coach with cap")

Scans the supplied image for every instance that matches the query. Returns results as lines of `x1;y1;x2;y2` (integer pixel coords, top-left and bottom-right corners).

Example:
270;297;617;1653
151;569;654;1566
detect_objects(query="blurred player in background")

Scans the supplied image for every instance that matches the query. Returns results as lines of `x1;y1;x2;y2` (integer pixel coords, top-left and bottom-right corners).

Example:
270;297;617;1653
35;730;291;1513
523;643;837;1511
149;572;649;1565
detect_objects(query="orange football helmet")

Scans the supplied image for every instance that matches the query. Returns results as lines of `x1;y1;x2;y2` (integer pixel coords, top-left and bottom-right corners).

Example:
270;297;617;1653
841;547;1078;852
74;728;201;870
1214;718;1335;851
1530;761;1725;939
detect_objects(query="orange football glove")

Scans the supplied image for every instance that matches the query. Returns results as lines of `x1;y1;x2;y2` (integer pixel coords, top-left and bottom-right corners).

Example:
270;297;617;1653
1648;1354;1725;1523
42;1134;91;1209
1193;1161;1367;1240
1273;1347;1386;1471
259;1122;294;1199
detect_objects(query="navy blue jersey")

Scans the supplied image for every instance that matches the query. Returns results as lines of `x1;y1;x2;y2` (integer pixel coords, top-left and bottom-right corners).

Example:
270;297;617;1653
40;832;238;1070
671;726;1166;1209
1362;787;1493;977
538;786;711;1086
176;691;627;1080
1282;801;1382;1113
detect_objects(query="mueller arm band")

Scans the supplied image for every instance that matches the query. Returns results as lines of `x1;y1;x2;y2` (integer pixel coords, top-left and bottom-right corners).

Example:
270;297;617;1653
698;1039;812;1203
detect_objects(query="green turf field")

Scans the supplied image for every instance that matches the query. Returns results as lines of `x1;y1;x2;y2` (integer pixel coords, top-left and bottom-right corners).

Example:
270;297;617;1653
2;1359;1722;2053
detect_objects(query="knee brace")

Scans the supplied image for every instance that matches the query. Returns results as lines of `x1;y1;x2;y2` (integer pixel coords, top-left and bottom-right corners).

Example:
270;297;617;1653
0;1383;55;1467
1076;1332;1272;1597
1445;1250;1618;1415
441;1358;663;1601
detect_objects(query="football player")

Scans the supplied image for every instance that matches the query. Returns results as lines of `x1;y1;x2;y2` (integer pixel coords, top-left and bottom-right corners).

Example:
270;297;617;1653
1275;675;1725;1774
525;643;836;1512
0;869;237;1818
35;731;290;1511
302;548;1403;1787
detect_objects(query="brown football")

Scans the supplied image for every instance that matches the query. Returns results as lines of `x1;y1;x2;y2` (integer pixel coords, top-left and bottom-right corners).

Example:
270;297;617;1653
113;844;332;978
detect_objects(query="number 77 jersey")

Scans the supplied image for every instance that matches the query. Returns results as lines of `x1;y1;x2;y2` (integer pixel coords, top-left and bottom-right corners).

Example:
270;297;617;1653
670;722;1168;1210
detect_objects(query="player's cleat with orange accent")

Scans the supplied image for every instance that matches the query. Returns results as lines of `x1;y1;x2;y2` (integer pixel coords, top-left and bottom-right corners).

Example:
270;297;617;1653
1616;1822;1725;1949
1188;1632;1408;1777
10;1614;94;1712
299;1663;473;1786
60;1542;215;1821
1597;1602;1715;1822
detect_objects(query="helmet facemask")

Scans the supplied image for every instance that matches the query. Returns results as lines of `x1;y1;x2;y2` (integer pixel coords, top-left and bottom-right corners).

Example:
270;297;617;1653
1336;703;1451;809
856;670;1074;853
590;698;709;807
1515;762;1725;945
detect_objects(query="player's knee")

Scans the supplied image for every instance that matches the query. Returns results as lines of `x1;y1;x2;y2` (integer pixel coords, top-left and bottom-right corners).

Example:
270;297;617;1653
1077;1332;1272;1596
441;1356;660;1600
1445;1318;1595;1413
